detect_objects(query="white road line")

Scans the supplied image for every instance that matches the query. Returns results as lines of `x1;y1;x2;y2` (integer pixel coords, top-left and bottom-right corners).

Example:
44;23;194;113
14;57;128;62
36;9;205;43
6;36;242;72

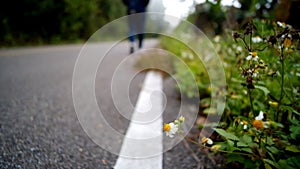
114;71;163;169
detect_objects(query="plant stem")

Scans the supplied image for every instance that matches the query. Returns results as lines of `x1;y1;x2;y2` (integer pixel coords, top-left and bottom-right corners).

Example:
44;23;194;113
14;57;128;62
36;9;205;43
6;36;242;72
248;88;254;115
276;48;285;122
241;37;250;52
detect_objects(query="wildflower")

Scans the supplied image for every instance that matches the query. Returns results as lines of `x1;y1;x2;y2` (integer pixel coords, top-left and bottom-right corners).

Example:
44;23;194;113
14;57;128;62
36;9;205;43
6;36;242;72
163;116;185;138
246;52;259;61
255;111;264;120
201;137;213;145
252;69;259;78
253;111;269;130
211;145;221;152
179;116;185;122
236;46;243;52
253;119;264;130
214;35;221;43
163;122;178;138
240;120;249;130
245;68;259;78
277;21;286;28
268;101;278;107
252;36;263;43
277;21;291;29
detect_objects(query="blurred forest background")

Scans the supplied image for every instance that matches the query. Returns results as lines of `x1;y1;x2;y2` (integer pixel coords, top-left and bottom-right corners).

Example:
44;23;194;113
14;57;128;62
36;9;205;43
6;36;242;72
0;0;299;46
0;0;127;46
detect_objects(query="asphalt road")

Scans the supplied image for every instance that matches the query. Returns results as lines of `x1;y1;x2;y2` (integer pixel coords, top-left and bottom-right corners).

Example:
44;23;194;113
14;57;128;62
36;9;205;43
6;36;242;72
0;40;220;169
0;40;155;168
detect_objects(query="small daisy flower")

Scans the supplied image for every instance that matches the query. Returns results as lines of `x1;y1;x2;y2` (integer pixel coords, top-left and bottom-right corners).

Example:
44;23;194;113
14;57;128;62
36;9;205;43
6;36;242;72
252;36;263;43
253;119;264;130
201;137;213;145
163;122;178;138
277;21;291;29
240;120;249;130
277;21;286;28
253;111;269;130
246;52;259;61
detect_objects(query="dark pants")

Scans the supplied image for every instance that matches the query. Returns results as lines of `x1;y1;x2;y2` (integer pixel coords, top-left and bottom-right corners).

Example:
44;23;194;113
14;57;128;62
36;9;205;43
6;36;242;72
128;12;146;48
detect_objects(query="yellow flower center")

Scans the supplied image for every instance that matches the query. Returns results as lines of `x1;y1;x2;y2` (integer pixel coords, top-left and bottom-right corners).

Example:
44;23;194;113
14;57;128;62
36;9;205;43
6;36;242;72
163;124;171;132
253;120;263;130
251;52;257;57
242;120;248;125
201;137;208;143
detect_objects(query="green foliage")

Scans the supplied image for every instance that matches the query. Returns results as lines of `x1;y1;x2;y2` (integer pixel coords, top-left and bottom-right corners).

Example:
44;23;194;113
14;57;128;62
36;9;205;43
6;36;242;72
0;0;126;46
160;33;210;99
162;18;300;168
213;19;300;169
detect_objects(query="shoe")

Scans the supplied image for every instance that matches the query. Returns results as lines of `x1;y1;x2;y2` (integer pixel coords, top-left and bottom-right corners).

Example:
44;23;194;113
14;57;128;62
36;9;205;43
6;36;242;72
130;46;134;54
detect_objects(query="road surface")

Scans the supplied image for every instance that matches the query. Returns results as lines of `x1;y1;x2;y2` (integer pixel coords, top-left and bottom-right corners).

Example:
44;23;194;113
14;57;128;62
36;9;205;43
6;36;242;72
0;40;217;168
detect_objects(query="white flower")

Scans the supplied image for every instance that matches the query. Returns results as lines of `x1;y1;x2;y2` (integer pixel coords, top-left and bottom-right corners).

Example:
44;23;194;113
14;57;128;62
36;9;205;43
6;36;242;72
236;46;243;52
277;21;291;29
201;137;213;145
253;111;269;129
163;122;178;138
207;138;213;145
252;36;263;43
246;52;259;61
240;121;249;130
214;35;221;42
255;111;264;120
252;71;259;78
277;21;286;28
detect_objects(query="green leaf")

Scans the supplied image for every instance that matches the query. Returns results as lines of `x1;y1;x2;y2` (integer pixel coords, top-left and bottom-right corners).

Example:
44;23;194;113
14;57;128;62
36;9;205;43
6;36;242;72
282;106;300;116
227;140;235;151
241;135;252;144
290;125;300;139
263;159;280;169
241;147;253;154
285;145;300;153
264;163;273;169
237;141;248;147
213;128;239;141
266;137;274;145
278;159;296;169
255;85;270;96
266;146;279;154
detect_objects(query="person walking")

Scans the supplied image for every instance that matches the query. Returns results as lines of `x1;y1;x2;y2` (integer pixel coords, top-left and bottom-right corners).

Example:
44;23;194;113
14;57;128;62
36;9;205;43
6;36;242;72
122;0;150;54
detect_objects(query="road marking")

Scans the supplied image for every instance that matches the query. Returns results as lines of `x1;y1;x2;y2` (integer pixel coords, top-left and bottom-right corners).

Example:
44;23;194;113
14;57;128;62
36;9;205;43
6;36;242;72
114;71;163;169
